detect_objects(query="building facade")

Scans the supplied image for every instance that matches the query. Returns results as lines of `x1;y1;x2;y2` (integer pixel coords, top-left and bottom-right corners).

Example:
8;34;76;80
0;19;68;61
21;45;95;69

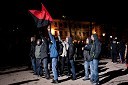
50;19;102;41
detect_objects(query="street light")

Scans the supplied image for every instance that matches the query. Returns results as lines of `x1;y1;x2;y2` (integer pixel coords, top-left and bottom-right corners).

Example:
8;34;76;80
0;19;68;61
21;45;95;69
102;33;105;36
62;15;66;19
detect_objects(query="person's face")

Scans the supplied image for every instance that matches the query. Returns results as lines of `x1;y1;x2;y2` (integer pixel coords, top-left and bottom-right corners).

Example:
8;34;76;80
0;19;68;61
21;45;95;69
91;35;94;40
86;38;89;44
66;37;68;42
37;40;41;45
31;37;35;42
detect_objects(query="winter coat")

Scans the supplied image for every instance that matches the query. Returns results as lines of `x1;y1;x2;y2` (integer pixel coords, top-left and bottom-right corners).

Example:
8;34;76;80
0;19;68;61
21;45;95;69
35;45;41;59
90;34;101;59
48;32;58;58
67;37;75;60
29;41;36;58
83;44;93;62
40;37;49;59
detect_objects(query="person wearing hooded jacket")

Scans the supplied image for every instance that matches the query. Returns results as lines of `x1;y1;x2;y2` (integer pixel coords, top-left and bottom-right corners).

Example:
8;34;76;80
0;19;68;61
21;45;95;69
40;36;50;79
83;37;93;81
90;34;101;85
67;37;76;80
47;26;59;84
29;36;36;74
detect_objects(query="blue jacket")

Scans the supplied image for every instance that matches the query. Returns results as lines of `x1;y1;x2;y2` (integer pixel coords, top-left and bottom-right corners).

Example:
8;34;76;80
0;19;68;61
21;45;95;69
48;32;58;58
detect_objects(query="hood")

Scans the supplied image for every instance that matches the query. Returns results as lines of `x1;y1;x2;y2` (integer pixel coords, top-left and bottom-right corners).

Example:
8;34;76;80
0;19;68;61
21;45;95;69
92;34;98;41
86;37;92;44
42;37;47;43
68;37;73;44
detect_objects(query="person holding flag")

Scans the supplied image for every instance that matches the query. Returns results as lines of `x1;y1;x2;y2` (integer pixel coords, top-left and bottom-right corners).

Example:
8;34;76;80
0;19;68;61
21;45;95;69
47;25;59;84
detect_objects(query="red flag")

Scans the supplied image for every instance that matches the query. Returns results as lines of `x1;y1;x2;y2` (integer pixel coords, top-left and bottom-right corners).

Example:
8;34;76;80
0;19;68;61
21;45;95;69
29;4;53;28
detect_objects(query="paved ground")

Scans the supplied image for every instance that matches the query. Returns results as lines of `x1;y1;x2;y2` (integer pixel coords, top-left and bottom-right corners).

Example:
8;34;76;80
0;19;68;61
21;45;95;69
0;58;128;85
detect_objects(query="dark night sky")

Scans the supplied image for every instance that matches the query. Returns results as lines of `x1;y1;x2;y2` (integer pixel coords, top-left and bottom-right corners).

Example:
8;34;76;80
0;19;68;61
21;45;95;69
0;0;128;26
0;0;128;66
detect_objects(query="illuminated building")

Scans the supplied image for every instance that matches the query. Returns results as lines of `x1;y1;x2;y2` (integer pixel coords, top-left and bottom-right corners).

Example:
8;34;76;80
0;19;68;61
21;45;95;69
50;19;102;41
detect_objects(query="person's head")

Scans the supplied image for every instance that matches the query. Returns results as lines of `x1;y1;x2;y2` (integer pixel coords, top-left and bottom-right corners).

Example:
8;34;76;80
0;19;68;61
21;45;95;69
31;37;35;42
68;37;73;44
65;37;68;42
91;34;98;41
41;37;47;43
112;39;116;44
86;37;91;44
36;39;42;45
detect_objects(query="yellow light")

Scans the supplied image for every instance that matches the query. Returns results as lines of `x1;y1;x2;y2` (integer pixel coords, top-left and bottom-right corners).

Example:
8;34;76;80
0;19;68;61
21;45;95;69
51;28;55;35
92;29;96;34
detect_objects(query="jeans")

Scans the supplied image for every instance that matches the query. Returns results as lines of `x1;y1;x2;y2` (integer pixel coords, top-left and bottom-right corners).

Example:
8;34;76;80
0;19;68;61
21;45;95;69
52;58;58;80
69;59;76;79
84;61;93;80
36;58;42;76
66;57;71;75
31;57;36;73
61;57;65;74
119;52;125;63
92;59;99;83
42;58;50;78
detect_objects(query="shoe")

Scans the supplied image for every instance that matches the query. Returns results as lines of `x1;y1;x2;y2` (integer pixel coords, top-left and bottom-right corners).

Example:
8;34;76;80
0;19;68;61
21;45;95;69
90;79;94;84
51;80;59;84
59;74;63;77
46;77;50;80
93;83;99;85
33;73;37;75
72;78;76;80
83;78;89;81
66;73;70;76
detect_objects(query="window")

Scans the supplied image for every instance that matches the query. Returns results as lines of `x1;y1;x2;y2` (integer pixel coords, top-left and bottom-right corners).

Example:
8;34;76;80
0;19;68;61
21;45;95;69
86;25;90;28
54;22;57;27
83;32;85;36
82;24;90;28
83;24;86;28
74;24;77;28
65;31;68;36
55;31;58;36
77;23;81;28
75;32;77;35
60;31;63;36
79;32;81;36
59;22;62;27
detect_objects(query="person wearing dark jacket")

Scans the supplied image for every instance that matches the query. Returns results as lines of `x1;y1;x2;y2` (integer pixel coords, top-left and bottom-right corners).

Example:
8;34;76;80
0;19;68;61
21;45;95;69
83;38;93;81
40;37;50;79
29;36;36;74
35;39;42;76
111;39;118;63
118;40;125;63
67;37;76;80
90;34;101;85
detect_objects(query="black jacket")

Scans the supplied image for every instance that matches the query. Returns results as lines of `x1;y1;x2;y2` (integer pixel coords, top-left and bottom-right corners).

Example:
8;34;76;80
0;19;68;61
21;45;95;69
29;41;36;58
68;37;75;60
90;34;101;59
83;44;93;61
40;37;49;59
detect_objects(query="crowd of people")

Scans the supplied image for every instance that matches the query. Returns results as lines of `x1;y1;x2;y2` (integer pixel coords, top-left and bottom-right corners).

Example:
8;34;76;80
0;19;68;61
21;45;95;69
28;25;128;85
